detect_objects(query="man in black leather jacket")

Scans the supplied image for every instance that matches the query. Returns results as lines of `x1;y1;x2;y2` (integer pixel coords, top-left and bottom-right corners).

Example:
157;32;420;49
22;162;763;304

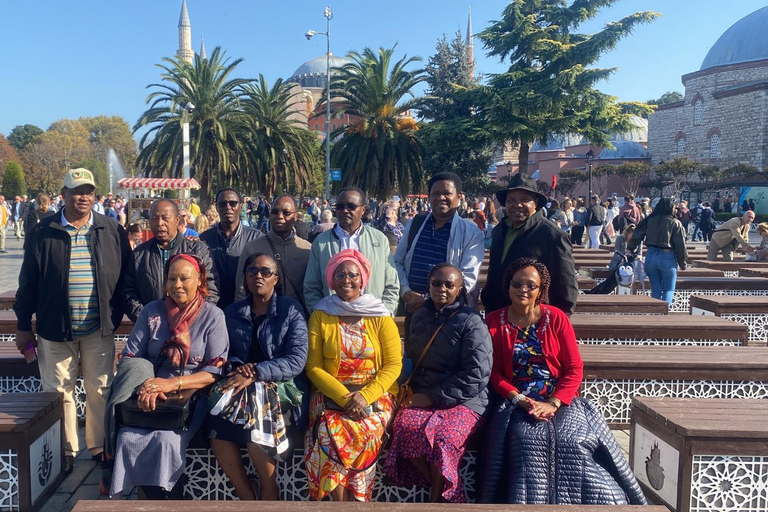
481;173;577;315
121;199;218;322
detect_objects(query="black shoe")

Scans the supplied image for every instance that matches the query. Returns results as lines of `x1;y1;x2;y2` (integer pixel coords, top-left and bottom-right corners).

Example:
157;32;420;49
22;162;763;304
64;455;75;475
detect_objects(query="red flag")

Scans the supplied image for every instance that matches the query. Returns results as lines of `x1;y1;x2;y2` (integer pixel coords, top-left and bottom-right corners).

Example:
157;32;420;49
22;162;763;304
551;175;558;190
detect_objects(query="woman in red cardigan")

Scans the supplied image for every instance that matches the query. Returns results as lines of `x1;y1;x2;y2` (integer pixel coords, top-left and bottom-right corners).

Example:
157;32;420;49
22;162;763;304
477;257;646;505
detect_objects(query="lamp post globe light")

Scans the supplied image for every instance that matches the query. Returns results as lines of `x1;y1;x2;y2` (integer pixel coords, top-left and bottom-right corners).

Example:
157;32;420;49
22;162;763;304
306;7;333;200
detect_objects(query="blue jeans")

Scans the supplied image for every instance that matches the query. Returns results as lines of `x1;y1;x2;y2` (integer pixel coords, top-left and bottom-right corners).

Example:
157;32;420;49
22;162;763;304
644;247;678;305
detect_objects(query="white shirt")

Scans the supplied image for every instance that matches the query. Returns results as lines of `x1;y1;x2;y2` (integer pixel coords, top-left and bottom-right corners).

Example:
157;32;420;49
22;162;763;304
334;223;363;250
92;202;104;215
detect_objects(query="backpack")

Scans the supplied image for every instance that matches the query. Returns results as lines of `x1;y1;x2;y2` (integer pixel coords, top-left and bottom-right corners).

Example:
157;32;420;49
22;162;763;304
616;261;635;287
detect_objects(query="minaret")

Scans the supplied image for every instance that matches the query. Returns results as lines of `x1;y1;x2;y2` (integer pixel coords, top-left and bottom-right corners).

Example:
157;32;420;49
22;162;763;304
466;6;475;78
176;0;194;64
200;37;207;60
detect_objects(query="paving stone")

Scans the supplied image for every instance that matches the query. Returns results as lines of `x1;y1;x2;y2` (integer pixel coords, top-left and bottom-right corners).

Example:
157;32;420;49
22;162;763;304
56;460;96;494
40;492;74;512
83;464;102;485
67;484;102;505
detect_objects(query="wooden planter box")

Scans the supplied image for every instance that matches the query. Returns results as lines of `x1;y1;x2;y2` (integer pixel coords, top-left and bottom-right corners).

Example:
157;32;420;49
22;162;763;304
630;397;768;512
0;392;65;512
690;295;768;345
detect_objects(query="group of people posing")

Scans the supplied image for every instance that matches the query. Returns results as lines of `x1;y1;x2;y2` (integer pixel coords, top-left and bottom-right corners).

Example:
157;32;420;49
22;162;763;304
14;167;646;504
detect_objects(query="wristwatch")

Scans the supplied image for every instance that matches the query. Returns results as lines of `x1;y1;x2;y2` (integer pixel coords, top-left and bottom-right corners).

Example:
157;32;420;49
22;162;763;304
511;394;527;407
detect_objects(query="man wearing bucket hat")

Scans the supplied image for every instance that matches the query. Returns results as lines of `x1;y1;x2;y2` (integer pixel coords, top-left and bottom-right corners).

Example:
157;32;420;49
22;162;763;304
14;168;131;474
481;173;578;314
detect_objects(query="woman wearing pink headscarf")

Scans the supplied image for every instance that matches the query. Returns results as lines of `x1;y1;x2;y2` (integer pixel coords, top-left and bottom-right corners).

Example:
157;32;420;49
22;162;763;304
303;249;402;501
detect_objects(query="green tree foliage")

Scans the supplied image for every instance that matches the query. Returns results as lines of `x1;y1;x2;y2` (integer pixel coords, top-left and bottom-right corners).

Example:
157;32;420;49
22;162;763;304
722;163;759;180
23;120;92;193
612;162;651;196
7;124;43;151
2;161;26;197
329;46;427;198
420;32;493;192
76;158;109;195
81;116;138;175
135;47;254;202
238;76;315;197
646;91;684;106
476;1;658;174
557;169;587;199
0;134;19;184
618;101;657;119
655;157;701;195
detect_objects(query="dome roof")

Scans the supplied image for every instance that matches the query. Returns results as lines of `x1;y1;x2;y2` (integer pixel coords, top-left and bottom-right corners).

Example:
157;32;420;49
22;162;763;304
290;53;349;79
530;133;587;152
701;7;768;70
597;141;650;160
611;115;648;143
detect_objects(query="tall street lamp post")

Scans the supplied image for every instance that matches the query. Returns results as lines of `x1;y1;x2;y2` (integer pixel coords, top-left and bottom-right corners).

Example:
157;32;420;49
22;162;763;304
182;102;195;201
306;6;333;200
586;149;594;199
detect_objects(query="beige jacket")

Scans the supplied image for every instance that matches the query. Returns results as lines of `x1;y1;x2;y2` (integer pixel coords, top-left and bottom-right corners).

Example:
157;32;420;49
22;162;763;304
234;229;311;303
711;216;751;250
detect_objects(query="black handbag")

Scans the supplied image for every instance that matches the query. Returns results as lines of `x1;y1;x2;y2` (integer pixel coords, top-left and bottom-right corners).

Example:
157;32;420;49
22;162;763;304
115;342;203;431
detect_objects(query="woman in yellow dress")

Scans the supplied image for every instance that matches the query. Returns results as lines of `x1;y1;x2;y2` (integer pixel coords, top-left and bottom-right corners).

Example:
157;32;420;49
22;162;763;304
303;249;402;501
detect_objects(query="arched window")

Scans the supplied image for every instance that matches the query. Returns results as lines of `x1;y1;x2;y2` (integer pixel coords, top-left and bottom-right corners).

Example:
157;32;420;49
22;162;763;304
332;123;337;130
693;99;703;125
710;133;720;158
314;123;319;130
677;137;685;156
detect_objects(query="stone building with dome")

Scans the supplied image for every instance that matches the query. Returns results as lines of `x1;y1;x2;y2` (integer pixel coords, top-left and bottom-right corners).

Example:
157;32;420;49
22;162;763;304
648;6;768;169
285;54;360;137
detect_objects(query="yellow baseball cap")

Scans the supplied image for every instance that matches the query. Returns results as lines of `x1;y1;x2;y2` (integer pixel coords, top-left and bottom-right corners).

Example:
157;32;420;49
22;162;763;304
63;168;96;189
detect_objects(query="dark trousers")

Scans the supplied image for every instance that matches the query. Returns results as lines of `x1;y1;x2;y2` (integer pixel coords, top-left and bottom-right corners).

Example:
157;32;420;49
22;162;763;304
571;226;585;245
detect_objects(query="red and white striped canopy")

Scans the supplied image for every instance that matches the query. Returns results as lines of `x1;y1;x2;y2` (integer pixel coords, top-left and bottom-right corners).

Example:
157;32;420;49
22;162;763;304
117;178;201;190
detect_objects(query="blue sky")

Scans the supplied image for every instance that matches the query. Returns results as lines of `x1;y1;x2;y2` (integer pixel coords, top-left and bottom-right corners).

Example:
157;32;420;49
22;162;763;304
1;0;766;138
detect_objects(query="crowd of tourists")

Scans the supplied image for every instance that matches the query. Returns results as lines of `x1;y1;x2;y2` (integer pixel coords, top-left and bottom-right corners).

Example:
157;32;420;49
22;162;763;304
13;165;756;505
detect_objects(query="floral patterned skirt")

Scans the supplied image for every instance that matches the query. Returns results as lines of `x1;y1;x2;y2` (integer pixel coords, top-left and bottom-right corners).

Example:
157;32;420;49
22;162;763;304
303;389;394;501
383;405;482;503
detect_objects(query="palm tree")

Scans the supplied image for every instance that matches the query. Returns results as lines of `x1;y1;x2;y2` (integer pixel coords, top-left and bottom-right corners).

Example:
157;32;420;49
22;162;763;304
134;47;254;202
329;46;427;198
238;76;316;197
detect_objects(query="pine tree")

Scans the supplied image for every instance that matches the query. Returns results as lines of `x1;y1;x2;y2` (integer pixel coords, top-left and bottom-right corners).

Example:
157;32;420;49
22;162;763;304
476;1;659;174
2;161;27;197
420;32;494;192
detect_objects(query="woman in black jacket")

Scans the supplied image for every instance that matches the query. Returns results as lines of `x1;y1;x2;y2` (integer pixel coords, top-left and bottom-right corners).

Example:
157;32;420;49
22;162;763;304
383;263;492;503
209;252;308;500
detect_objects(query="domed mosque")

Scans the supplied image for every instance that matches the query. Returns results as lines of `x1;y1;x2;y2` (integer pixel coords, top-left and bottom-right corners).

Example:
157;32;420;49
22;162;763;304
648;6;768;169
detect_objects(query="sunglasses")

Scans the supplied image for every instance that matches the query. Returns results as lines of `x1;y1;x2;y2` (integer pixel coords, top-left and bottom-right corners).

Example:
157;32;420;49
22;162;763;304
510;280;540;292
245;266;277;278
335;203;363;212
333;271;360;281
430;279;457;290
217;200;239;208
270;209;296;217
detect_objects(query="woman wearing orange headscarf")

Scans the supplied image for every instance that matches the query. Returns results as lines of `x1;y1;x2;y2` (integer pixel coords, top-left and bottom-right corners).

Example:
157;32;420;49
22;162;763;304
303;249;402;501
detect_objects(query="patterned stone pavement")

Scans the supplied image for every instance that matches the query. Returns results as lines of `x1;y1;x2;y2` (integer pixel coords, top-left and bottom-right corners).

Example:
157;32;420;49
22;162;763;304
0;232;23;294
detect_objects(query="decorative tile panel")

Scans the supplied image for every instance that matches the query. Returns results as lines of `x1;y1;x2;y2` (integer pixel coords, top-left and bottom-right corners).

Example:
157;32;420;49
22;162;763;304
720;313;768;344
0;450;19;511
690;455;768;512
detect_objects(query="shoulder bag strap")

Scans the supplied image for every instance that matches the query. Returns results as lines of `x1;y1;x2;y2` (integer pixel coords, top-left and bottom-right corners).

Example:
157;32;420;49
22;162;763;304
402;309;459;389
263;234;310;317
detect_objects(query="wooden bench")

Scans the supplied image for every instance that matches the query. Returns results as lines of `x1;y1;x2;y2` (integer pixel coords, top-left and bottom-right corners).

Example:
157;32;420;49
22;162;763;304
0;292;14;311
690;295;768;345
72;502;669;511
571;314;747;346
580;267;724;281
0;392;65;512
739;267;768;278
631;397;768;512
581;345;768;427
572;295;669;315
0;341;126;421
0;310;134;338
691;259;768;277
639;276;768;313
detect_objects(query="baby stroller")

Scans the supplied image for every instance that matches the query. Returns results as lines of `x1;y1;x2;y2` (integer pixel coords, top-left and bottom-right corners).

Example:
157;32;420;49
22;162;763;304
584;253;645;295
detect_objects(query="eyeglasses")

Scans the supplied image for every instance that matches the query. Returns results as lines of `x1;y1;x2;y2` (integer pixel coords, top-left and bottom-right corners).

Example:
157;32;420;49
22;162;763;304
335;203;363;212
217;200;239;209
270;209;296;217
245;266;277;278
333;271;360;281
430;279;457;290
510;280;540;292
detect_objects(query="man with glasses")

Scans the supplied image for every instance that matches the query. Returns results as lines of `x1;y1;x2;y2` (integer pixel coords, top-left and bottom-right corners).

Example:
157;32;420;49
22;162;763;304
304;187;399;314
122;198;218;321
200;188;261;309
234;194;311;306
481;173;577;315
